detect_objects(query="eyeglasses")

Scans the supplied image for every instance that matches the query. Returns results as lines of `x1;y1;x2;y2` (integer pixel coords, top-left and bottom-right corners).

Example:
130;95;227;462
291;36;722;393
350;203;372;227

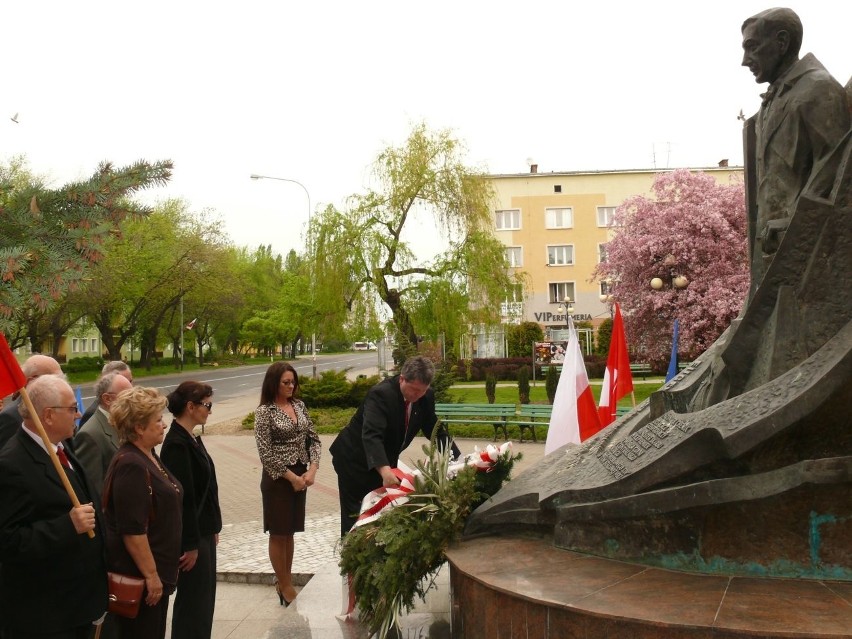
50;405;80;414
280;380;296;386
196;401;213;410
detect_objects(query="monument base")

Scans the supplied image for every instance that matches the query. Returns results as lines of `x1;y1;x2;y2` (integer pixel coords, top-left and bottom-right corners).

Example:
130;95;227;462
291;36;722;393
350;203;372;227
446;535;852;639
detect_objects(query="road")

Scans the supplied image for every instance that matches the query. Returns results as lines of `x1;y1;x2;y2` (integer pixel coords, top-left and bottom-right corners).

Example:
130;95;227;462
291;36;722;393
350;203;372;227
74;351;383;423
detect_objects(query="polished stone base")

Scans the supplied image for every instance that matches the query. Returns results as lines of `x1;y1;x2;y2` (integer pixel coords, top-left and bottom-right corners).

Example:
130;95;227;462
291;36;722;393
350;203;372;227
446;535;852;639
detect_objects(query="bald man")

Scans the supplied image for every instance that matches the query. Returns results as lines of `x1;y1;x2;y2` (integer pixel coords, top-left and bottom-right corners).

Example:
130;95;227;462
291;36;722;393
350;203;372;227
0;354;63;450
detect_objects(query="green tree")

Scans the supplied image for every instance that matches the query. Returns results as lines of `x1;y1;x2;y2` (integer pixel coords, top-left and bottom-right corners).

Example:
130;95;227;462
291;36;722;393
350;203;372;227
81;200;224;364
308;124;520;360
485;372;497;404
596;317;613;356
0;157;172;332
507;321;544;358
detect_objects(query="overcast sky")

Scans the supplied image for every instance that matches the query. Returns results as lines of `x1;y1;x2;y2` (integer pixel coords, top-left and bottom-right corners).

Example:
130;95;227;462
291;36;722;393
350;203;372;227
3;1;850;258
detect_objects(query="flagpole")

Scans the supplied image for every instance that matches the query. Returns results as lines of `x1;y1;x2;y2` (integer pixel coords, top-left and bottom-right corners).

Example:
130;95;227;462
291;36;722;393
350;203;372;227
18;387;94;539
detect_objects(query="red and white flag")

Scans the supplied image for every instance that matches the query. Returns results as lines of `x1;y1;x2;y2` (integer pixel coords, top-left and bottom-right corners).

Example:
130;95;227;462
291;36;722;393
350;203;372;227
598;303;634;426
545;325;603;454
185;318;198;330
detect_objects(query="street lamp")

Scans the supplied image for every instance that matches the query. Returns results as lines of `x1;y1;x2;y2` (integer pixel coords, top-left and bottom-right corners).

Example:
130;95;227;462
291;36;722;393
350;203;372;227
556;297;574;328
250;173;317;379
650;254;688;292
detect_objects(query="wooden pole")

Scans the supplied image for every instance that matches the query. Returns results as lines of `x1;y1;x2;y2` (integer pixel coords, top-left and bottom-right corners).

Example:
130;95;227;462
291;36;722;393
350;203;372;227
18;387;95;539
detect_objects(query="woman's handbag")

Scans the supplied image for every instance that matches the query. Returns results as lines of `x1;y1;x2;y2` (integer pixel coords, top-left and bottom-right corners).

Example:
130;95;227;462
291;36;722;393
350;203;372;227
107;572;146;618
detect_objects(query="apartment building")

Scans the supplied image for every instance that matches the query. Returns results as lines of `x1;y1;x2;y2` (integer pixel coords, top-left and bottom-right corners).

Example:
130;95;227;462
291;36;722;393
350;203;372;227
487;165;743;335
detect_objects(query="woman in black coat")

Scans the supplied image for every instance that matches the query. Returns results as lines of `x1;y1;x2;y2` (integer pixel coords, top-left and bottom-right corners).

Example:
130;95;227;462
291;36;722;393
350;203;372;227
160;381;222;639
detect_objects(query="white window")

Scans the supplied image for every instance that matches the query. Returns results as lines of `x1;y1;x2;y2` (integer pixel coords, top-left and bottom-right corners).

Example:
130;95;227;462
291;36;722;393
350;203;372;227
597;206;616;227
549;282;576;304
90;338;98;353
547;245;574;266
600;281;613;297
598;243;608;263
545;207;573;229
71;338;79;353
495;209;521;230
80;339;87;353
505;247;523;268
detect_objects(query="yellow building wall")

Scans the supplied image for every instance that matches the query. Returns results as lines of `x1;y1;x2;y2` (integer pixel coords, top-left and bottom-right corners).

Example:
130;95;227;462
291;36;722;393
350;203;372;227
489;167;743;331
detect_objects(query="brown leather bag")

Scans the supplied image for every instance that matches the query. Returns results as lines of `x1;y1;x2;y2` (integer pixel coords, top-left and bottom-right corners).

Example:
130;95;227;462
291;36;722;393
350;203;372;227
107;572;145;618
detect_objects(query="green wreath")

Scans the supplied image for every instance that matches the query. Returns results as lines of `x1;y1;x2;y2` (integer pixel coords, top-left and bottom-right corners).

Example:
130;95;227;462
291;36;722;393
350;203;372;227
339;440;519;638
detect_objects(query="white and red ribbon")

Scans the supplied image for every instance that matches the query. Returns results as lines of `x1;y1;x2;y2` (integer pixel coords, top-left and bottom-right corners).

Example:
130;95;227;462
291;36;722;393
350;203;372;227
352;444;513;529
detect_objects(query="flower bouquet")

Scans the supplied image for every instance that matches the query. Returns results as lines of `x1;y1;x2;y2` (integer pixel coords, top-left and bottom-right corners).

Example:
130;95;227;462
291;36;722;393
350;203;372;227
338;439;519;638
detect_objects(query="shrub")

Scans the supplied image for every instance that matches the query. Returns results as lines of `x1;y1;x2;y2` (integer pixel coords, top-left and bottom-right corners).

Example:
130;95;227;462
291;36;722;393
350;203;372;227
349;374;381;406
63;355;105;374
430;365;458;404
299;370;352;407
545;364;559;404
517;365;530;404
484;372;496;404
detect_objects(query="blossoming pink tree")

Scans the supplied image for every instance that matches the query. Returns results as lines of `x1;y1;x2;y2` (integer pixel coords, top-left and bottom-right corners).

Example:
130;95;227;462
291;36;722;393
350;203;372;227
594;169;748;367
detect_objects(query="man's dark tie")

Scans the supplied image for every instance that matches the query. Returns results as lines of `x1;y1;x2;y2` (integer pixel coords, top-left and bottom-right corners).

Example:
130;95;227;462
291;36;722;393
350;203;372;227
56;446;71;469
404;401;411;428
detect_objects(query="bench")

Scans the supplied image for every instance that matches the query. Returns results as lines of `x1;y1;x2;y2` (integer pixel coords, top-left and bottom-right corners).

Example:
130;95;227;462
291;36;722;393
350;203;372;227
507;404;552;443
629;363;652;379
435;403;516;441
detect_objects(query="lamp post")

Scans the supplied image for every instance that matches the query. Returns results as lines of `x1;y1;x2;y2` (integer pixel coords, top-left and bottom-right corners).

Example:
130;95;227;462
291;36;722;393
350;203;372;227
250;173;317;379
556;297;574;329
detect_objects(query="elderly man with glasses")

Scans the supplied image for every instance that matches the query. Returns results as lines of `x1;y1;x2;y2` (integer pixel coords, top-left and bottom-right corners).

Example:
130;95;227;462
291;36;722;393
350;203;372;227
74;371;134;504
0;374;108;639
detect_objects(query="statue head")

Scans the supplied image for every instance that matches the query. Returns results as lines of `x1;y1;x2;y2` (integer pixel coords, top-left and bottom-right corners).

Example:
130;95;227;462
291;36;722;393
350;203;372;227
741;8;802;84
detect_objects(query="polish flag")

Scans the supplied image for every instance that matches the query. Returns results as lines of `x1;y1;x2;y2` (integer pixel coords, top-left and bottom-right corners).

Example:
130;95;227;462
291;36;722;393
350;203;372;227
598;303;634;426
545;325;603;454
185;318;198;330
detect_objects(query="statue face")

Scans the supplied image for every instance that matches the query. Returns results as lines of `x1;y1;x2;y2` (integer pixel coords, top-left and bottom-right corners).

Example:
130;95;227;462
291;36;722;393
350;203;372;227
741;21;785;84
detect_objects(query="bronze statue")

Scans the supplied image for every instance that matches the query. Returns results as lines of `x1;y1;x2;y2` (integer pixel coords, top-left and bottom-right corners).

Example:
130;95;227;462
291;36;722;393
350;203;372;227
466;8;852;581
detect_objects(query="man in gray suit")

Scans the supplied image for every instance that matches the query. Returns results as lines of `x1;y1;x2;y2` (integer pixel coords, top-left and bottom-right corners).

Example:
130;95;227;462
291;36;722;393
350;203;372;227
78;361;133;427
73;372;132;504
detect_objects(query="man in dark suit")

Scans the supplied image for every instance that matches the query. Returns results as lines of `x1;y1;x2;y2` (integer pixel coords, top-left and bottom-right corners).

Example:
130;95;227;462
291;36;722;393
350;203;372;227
0;355;63;450
78;361;133;428
73;372;132;504
0;374;108;639
330;356;459;536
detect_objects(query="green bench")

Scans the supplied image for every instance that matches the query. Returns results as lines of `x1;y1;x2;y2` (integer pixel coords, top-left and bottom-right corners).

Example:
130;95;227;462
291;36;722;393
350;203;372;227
434;403;516;441
629;362;652;379
507;404;552;443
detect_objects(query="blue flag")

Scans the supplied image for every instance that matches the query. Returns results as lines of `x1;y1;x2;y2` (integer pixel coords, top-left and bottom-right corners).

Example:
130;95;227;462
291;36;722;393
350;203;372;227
75;386;84;431
666;319;680;383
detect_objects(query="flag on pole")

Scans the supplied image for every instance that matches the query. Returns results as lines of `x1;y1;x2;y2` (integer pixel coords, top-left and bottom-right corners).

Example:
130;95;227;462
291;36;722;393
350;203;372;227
0;334;27;398
185;317;198;330
666;319;680;383
74;386;84;430
545;323;603;454
598;303;634;427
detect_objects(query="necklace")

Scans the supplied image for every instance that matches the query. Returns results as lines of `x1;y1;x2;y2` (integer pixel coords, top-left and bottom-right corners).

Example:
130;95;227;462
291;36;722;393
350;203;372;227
152;455;180;493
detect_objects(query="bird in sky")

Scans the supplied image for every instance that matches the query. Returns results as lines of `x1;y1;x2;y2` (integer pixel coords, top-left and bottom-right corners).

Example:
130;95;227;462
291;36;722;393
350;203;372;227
737;109;745;122
10;113;19;123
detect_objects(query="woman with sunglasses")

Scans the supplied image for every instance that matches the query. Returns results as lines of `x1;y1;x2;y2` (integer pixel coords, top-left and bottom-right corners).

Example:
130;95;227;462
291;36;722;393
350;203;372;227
254;362;321;606
160;381;222;639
